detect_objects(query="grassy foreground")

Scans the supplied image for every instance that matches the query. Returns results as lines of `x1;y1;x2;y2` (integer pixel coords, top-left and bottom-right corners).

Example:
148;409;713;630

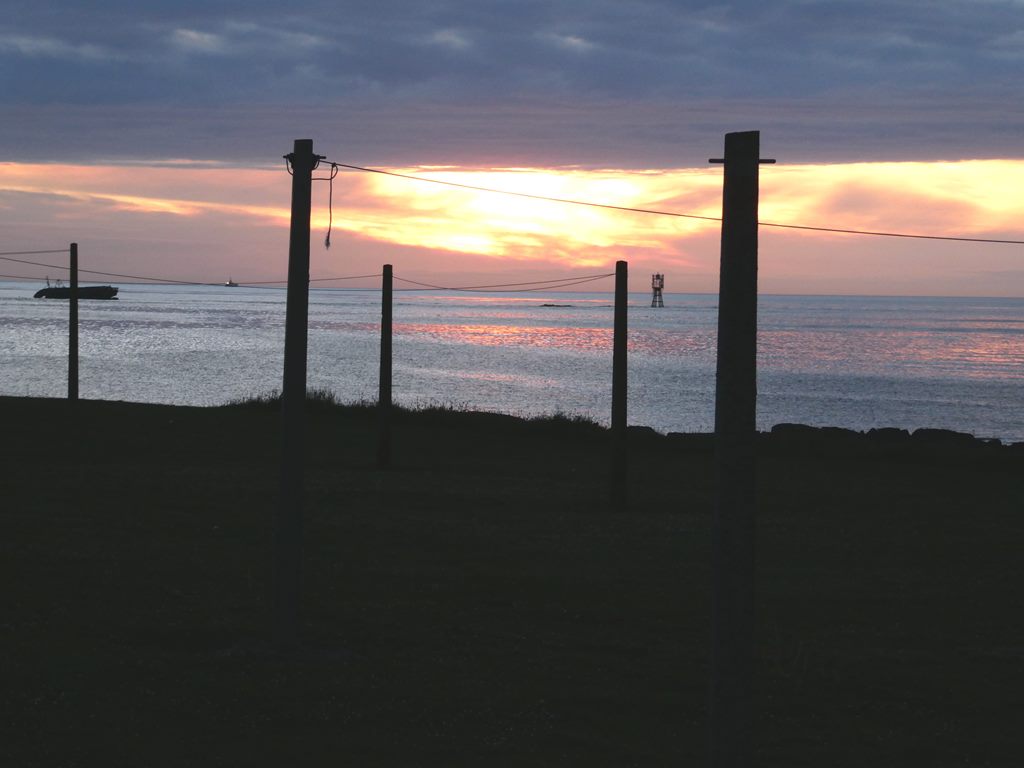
2;395;1022;767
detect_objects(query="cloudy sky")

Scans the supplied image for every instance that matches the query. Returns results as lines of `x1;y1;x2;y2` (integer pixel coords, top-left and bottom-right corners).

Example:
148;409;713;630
2;1;1023;294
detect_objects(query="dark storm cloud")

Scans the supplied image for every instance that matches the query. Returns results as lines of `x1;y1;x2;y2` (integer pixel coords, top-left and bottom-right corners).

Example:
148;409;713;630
2;0;1023;164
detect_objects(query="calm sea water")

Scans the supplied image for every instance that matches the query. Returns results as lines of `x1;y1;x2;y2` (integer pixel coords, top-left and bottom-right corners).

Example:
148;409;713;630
1;281;1022;442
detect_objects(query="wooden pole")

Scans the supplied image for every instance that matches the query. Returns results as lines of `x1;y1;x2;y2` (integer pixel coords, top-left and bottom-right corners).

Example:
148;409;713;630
610;259;628;509
377;264;393;469
274;139;319;653
68;243;78;402
709;130;770;768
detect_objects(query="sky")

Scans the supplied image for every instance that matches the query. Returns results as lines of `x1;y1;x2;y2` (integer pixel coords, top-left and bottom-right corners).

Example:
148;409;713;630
2;1;1023;295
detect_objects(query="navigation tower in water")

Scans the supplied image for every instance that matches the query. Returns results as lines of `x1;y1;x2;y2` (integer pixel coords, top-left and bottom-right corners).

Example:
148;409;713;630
651;273;665;308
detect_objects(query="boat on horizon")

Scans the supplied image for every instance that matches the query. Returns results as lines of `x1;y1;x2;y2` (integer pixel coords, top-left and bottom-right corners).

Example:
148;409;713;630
34;278;118;300
224;278;238;287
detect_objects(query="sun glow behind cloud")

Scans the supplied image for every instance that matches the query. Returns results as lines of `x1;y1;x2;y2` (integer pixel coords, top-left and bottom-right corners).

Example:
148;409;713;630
325;167;721;267
1;159;1022;293
759;160;1024;235
0;162;290;222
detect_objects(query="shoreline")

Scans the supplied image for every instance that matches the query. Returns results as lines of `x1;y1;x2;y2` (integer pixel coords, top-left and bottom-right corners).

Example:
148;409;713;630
6;392;1023;449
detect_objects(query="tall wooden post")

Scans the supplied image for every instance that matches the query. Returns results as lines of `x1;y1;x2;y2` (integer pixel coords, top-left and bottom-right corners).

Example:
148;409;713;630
610;259;628;509
709;131;772;768
68;243;78;402
377;264;393;469
274;139;320;653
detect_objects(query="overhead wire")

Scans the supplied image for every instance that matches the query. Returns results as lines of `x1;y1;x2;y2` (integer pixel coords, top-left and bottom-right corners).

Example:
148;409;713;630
2;254;612;294
392;273;614;292
754;221;1024;244
0;254;381;289
2;254;611;294
254;274;384;285
394;273;616;289
326;161;1024;246
1;265;610;294
0;255;227;285
11;153;1017;296
325;161;720;224
0;248;69;256
0;254;76;271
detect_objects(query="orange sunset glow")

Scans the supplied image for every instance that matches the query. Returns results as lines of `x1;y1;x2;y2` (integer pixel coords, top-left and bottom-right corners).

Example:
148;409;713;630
2;159;1022;295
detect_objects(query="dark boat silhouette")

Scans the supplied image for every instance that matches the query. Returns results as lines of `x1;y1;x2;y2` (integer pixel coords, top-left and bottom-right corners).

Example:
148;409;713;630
34;278;118;300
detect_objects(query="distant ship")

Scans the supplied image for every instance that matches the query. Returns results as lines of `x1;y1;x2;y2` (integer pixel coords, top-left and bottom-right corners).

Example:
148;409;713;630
34;278;118;300
224;278;239;287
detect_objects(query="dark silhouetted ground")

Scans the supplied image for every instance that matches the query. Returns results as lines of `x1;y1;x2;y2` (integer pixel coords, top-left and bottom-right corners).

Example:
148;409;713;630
2;396;1021;766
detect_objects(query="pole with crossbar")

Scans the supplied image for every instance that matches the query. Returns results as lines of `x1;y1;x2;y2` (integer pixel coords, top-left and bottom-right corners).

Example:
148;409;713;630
708;130;774;768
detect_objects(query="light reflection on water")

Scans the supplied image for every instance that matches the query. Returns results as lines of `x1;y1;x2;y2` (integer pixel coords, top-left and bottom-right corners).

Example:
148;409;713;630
395;322;613;351
1;282;1021;441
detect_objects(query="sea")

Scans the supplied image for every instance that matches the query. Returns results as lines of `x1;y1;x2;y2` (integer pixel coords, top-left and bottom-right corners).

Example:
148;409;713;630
1;281;1022;443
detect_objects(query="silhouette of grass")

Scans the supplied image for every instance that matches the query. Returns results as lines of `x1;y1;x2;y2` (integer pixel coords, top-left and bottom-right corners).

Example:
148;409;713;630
226;388;605;433
225;386;345;409
2;396;1021;766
